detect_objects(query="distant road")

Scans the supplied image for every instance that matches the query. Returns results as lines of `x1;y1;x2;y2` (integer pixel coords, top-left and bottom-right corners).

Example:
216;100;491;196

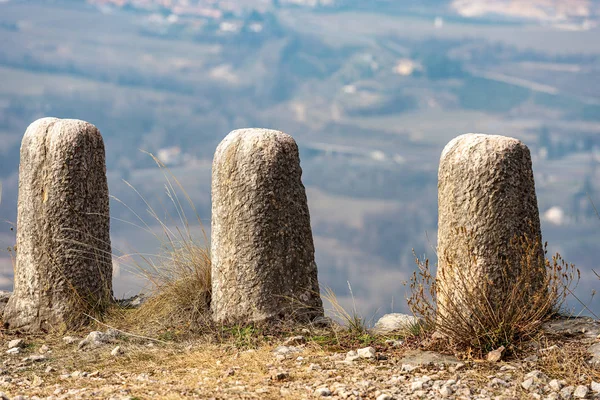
468;68;559;94
469;68;600;105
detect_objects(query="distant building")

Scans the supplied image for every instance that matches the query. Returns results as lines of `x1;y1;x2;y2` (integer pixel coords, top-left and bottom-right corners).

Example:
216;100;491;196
393;59;422;76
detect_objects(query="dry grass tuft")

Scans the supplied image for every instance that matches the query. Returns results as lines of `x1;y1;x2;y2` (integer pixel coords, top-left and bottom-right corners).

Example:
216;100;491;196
322;283;368;336
408;229;579;357
535;337;600;384
107;153;212;338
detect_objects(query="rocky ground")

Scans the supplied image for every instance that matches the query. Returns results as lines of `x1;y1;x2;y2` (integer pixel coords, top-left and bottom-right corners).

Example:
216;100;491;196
0;315;600;400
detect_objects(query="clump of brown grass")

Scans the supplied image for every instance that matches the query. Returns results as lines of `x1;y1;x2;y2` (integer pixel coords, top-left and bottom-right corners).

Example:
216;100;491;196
536;338;600;384
108;153;212;337
408;228;579;357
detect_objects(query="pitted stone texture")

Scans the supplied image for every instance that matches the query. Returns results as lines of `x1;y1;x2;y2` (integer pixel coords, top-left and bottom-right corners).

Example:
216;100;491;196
211;128;323;325
3;118;112;332
437;134;543;324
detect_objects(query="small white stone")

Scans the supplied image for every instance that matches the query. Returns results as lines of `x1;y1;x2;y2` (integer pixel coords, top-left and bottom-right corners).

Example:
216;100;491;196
385;339;404;347
111;346;123;356
549;379;563;391
574;385;589;398
273;346;302;355
376;394;392;400
560;386;575;399
62;336;79;345
39;344;50;354
357;347;376;359
411;381;424;391
345;350;360;362
314;387;331;397
525;370;548;383
521;378;535;391
439;386;453;397
401;364;417;372
591;381;600;393
7;339;24;349
453;362;465;371
6;347;20;355
490;378;508;387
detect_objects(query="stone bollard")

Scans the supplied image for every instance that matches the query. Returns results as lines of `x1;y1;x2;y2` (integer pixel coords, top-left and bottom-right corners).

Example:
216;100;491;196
436;133;544;326
211;128;323;325
3;118;113;332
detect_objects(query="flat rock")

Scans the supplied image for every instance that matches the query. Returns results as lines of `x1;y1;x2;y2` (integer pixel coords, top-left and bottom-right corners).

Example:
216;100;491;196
542;316;600;339
588;342;600;364
399;350;461;366
371;313;423;336
116;294;147;309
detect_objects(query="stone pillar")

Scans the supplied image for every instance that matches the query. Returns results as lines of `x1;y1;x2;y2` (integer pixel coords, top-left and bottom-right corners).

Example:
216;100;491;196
3;118;113;332
436;133;544;324
211;128;323;325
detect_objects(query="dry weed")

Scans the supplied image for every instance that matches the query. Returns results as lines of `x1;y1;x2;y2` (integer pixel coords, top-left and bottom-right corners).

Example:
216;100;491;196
107;153;211;338
408;228;579;356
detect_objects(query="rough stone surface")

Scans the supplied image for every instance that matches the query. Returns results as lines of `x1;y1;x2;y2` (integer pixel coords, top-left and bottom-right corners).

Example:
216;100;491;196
437;133;543;325
3;118;112;332
372;313;422;336
543;316;600;339
587;342;600;364
211;128;323;324
0;291;10;316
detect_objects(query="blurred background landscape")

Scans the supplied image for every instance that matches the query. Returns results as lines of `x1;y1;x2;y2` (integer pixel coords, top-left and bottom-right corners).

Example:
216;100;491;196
0;0;599;320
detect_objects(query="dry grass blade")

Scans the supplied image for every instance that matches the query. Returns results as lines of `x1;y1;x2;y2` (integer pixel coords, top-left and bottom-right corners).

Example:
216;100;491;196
322;284;367;335
106;153;212;338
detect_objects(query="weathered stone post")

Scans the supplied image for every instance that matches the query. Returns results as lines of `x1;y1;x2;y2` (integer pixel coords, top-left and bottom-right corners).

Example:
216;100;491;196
211;128;323;324
3;118;113;332
436;133;544;325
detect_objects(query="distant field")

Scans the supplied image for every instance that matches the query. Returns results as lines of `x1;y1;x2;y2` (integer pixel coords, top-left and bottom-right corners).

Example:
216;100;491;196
279;10;600;55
